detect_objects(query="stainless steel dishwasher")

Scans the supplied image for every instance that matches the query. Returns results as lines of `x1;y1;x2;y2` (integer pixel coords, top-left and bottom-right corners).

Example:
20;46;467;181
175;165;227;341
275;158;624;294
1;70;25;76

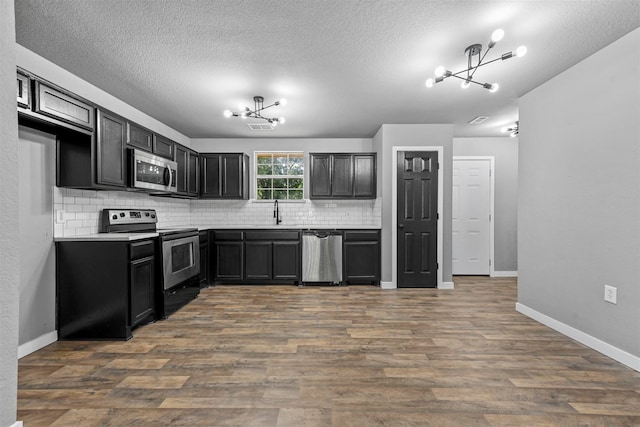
301;230;343;285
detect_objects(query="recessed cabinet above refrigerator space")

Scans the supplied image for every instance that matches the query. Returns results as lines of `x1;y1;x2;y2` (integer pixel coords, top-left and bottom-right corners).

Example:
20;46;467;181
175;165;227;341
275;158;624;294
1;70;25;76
310;153;376;199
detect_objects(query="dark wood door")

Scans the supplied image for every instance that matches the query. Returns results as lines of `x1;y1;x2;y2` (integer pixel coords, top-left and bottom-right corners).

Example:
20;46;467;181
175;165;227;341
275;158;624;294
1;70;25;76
221;154;244;198
332;154;353;197
273;241;300;280
201;154;222;198
310;154;332;198
245;242;272;280
129;256;155;327
353;154;376;198
174;145;188;194
188;152;199;196
126;122;153;152
216;242;243;279
397;151;438;288
153;134;175;160
96;109;126;188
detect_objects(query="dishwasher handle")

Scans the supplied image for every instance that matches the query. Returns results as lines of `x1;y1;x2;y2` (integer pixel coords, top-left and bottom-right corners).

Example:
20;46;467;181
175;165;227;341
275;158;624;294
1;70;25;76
303;230;341;238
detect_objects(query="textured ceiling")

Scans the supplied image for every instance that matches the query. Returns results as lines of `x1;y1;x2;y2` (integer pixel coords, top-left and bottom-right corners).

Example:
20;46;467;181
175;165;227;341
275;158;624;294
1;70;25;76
14;1;640;139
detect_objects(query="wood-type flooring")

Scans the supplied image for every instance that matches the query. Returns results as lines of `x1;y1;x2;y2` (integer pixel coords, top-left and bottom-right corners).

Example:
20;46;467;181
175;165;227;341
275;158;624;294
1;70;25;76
18;277;640;426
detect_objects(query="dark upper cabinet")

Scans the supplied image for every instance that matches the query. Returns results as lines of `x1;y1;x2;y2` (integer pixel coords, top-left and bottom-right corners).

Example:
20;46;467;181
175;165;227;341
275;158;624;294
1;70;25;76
200;153;249;199
343;230;381;284
96;109;127;188
153;134;175;160
310;153;376;199
175;144;199;197
34;81;95;131
17;72;30;109
310;154;332;197
126;122;153;152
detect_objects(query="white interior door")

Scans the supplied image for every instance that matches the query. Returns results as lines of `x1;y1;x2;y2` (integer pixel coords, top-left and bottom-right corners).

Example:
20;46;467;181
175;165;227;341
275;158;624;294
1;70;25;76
452;158;491;275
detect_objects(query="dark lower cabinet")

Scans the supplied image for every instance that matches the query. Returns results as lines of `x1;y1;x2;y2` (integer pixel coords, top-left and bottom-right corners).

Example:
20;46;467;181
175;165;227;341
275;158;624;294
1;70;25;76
198;231;210;288
343;230;381;284
212;230;300;284
57;238;157;340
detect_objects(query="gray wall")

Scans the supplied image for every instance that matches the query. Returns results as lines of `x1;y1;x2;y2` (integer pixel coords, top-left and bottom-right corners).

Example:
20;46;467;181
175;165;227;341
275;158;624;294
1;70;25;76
518;28;640;356
375;124;454;284
453;137;518;272
0;0;20;425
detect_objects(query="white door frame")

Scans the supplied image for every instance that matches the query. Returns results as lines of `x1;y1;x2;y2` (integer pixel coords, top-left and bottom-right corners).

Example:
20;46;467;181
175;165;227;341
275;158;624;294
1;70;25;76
453;156;495;276
392;146;444;289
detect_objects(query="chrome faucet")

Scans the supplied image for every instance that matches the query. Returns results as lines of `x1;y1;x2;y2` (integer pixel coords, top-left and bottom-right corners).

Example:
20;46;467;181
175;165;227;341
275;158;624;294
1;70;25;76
273;200;282;225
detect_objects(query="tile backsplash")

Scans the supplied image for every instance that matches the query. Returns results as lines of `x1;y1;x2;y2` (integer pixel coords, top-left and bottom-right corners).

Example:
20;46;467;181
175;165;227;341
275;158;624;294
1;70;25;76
54;187;381;237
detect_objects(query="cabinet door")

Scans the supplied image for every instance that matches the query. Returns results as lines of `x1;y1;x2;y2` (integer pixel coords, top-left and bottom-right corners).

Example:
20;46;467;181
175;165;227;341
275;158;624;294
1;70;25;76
221;154;245;198
199;242;209;287
310;154;332;198
126;122;153;152
35;82;95;130
353;154;376;198
344;241;380;282
332;154;353;197
17;72;30;109
130;255;155;326
96;109;127;188
153;134;175;160
216;242;243;279
200;154;221;198
273;241;300;280
245;241;272;280
174;144;188;194
188;152;199;196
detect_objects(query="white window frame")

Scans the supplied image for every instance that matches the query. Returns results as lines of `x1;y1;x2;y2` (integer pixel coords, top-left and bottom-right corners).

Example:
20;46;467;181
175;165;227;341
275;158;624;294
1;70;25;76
253;151;305;202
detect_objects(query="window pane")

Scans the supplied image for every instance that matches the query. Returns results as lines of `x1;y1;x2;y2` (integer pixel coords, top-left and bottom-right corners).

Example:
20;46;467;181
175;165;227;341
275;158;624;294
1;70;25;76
273;178;287;189
289;178;303;189
273;165;286;176
257;178;272;189
257;189;272;200
289;160;303;175
289;190;303;200
257;164;272;175
257;153;272;165
273;190;287;199
273;154;288;165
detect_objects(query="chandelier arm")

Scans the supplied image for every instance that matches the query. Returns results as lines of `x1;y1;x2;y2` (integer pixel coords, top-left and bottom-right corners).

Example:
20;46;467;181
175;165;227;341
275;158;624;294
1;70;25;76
449;74;485;87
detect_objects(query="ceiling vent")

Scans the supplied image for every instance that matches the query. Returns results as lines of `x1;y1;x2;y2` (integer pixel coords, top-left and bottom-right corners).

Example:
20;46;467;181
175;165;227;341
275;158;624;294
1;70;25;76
467;115;490;125
247;123;274;131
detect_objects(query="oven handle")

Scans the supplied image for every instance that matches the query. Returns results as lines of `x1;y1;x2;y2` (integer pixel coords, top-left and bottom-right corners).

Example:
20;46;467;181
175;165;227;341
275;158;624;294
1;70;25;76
161;230;199;241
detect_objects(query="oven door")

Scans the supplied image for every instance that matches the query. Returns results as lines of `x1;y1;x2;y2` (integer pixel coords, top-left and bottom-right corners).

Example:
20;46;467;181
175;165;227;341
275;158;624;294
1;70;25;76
161;234;200;290
131;149;178;192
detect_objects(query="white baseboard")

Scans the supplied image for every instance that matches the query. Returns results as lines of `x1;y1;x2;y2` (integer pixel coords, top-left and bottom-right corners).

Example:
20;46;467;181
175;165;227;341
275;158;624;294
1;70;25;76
516;303;640;372
18;330;57;359
491;271;518;277
439;281;454;290
380;281;395;289
11;422;24;427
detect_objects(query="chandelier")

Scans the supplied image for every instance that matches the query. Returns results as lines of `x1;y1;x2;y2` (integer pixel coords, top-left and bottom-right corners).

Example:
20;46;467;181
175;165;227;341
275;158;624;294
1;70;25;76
223;96;286;126
425;29;527;92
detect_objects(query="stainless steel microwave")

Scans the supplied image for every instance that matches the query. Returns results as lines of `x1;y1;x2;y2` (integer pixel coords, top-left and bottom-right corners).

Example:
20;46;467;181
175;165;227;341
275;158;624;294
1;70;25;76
129;149;178;193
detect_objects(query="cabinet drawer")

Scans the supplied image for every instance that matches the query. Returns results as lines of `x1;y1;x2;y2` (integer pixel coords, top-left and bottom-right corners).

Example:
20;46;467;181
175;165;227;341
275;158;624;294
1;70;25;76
126;122;153;151
35;82;95;130
153;135;175;160
130;240;155;260
17;72;30;109
343;230;380;241
213;231;243;241
245;231;300;241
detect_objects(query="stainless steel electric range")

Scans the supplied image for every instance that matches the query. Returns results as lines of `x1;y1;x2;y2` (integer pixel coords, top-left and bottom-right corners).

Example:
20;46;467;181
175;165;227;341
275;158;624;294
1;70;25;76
100;209;200;318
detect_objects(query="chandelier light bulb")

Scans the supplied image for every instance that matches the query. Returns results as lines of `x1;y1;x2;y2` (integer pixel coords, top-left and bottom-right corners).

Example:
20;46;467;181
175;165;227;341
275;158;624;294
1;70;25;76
241;112;248;119
279;117;286;124
434;66;445;77
279;98;287;106
509;132;517;137
461;80;470;89
489;83;499;93
272;120;278;127
223;109;233;118
516;46;528;57
501;126;509;133
491;29;505;43
425;78;434;88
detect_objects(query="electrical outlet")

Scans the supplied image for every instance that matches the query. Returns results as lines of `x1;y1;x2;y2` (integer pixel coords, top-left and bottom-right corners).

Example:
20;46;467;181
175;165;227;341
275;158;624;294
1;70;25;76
604;285;617;304
55;210;66;224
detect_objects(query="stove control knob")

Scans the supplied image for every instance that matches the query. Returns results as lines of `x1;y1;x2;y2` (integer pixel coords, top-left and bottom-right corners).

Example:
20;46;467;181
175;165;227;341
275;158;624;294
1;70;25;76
145;212;150;217
112;215;117;220
151;214;156;218
119;212;125;217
